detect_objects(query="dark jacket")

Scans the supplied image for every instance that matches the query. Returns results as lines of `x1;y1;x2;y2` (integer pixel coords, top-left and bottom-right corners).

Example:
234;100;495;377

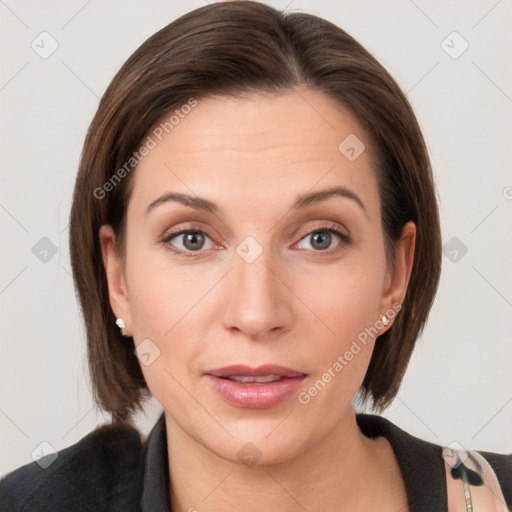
1;413;510;511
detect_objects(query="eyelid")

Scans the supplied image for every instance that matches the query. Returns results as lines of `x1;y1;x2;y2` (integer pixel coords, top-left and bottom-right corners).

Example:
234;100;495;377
293;222;351;255
159;222;220;256
295;221;350;243
161;222;214;241
160;221;350;256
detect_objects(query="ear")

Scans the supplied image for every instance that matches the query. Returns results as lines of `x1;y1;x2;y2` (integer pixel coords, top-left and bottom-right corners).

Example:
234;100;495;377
378;221;416;326
99;225;132;336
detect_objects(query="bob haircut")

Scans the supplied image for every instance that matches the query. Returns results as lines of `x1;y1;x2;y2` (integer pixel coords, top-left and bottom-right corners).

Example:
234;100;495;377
69;0;442;422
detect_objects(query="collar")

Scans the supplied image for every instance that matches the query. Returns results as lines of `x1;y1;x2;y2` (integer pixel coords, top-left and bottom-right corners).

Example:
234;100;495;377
140;412;446;511
141;413;171;512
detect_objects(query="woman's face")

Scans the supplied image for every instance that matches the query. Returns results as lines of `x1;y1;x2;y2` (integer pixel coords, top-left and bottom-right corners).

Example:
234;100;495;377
101;89;415;465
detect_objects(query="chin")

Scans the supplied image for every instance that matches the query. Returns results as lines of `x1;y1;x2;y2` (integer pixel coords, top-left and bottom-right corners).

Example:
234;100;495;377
211;432;303;468
190;410;323;468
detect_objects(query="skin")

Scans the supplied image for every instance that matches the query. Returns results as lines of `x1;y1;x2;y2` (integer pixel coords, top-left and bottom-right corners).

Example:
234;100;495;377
100;88;416;511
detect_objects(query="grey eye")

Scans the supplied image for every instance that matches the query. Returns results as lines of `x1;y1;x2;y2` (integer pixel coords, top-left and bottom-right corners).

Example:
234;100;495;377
309;231;332;250
167;230;214;252
298;230;342;251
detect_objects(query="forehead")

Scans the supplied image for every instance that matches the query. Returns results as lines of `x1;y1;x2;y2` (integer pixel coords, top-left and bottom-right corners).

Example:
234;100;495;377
128;89;379;219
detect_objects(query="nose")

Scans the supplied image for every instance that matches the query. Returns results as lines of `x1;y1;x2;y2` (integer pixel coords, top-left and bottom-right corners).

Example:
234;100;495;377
220;243;293;341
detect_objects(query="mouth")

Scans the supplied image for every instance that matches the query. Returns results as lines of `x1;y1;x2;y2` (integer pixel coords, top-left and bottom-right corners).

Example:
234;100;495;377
205;364;307;379
219;374;289;384
204;365;307;409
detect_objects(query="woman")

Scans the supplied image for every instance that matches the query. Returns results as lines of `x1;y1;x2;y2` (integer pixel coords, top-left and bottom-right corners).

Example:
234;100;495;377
1;2;510;511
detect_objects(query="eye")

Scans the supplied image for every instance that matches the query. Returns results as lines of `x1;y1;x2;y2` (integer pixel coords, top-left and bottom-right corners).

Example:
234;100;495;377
160;222;350;258
162;229;216;255
296;224;350;254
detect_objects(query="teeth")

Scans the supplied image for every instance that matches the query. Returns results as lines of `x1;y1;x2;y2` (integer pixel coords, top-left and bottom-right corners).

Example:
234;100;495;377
225;374;283;383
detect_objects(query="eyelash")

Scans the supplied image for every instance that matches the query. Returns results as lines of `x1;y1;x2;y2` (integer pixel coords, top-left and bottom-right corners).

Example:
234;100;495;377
160;222;351;258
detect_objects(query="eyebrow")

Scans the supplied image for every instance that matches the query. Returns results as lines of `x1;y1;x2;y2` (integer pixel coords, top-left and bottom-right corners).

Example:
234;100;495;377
145;186;367;217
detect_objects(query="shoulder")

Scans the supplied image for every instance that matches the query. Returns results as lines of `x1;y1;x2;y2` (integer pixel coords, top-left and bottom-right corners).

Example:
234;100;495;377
0;421;144;512
356;413;512;510
476;449;512;506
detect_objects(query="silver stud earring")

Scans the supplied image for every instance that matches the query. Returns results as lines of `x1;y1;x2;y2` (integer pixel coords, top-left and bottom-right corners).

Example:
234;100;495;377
116;318;129;337
381;315;389;326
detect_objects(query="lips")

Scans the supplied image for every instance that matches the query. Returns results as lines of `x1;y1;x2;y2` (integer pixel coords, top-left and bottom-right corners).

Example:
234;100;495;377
205;364;306;379
222;374;283;383
204;365;307;409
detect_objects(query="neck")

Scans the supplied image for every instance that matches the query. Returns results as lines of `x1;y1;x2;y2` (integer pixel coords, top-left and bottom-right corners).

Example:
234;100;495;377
165;409;407;512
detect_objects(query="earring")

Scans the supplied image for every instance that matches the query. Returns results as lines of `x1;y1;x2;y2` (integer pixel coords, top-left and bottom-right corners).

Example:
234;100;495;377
116;318;129;337
381;315;389;326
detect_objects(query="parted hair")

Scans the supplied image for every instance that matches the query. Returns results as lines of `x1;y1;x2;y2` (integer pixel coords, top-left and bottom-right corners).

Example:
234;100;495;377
69;1;442;422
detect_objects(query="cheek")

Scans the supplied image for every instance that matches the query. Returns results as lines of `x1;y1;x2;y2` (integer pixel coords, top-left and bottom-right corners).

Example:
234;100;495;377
126;260;209;409
302;285;378;363
126;250;220;373
289;252;385;385
292;277;380;414
126;242;209;336
294;250;385;335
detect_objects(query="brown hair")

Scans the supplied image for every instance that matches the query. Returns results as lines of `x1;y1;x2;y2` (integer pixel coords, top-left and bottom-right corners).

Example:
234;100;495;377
69;0;442;422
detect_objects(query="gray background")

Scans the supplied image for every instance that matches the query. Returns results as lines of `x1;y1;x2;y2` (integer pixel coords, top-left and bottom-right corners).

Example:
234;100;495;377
1;0;511;476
